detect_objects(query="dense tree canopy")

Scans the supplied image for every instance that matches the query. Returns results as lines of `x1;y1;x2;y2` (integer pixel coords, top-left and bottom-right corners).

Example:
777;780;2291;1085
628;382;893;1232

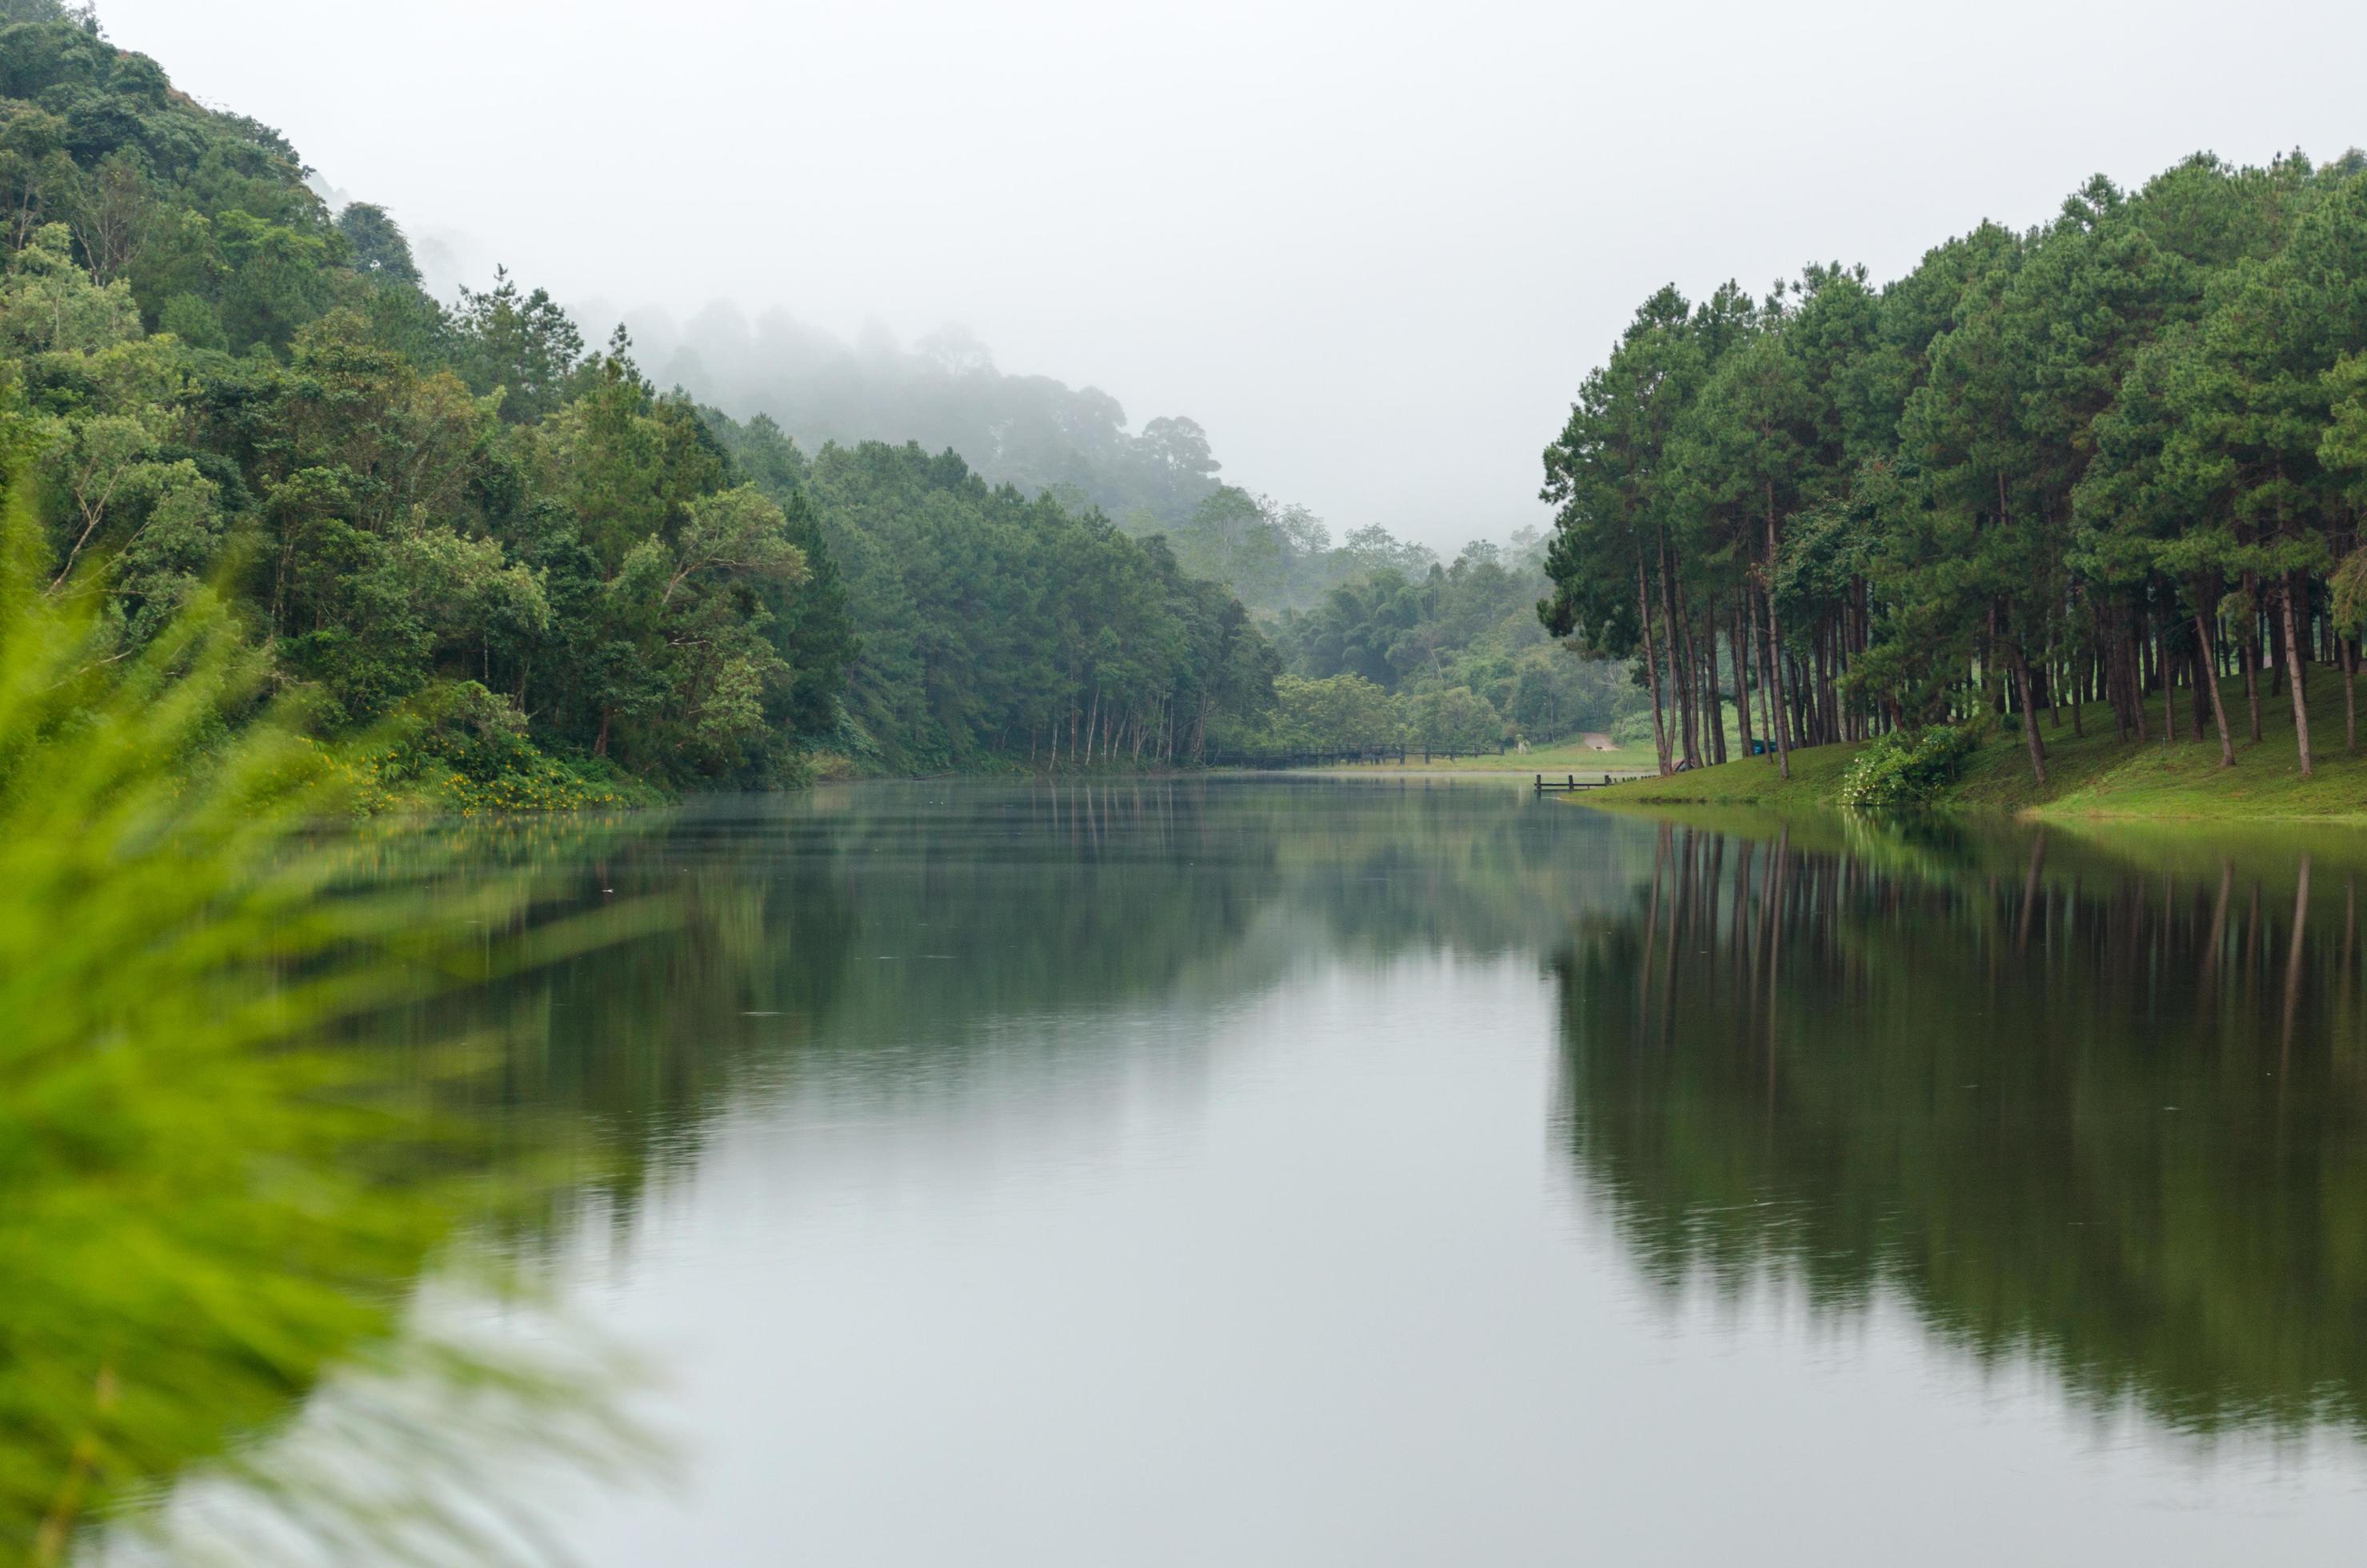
726;431;1280;770
1541;150;2367;782
1253;534;1647;751
0;12;1284;792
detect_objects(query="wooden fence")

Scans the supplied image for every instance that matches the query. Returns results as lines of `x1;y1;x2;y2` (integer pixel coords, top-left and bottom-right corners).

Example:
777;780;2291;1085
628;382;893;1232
1207;742;1511;770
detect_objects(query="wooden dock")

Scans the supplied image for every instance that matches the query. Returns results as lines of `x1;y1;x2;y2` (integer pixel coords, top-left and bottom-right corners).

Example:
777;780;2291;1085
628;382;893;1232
1536;773;1618;794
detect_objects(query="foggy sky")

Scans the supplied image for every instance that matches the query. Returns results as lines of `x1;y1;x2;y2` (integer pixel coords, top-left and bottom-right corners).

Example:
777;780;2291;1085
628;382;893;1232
93;0;2367;551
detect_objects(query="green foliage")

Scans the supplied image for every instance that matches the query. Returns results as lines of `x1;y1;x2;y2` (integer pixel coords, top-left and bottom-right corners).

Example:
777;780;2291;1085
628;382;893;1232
1261;533;1629;744
334;200;417;286
0;20;1296;793
342;678;665;814
788;439;1275;770
1257;670;1512;754
1405;683;1504;750
1545;149;2367;785
1264;672;1401;751
0;501;652;1557
0;26;888;797
1837;722;1983;807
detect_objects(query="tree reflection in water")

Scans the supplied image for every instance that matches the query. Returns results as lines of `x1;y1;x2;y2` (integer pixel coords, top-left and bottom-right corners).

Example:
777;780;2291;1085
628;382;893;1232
1553;814;2367;1438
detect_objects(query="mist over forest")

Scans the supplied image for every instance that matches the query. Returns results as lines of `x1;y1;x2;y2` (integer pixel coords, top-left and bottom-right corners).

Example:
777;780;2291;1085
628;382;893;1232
567;289;1633;757
609;304;1216;524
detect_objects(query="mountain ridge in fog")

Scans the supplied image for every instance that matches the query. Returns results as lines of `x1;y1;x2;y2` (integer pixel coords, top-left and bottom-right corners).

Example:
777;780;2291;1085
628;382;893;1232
577;296;1227;527
390;214;1220;526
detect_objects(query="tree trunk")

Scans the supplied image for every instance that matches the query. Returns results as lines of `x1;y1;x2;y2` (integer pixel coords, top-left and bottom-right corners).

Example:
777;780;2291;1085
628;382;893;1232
1762;494;1791;781
1731;605;1756;761
2281;574;2314;777
2013;647;2046;786
1709;625;1728;764
1749;590;1774;758
2240;590;2261;742
1705;631;1721;761
1817;625;1837;748
1637;554;1672;776
2126;628;2148;742
2190;643;2209;738
2347;635;2359;755
1664;539;1699;768
1831;622;1845;742
2193;610;2234;767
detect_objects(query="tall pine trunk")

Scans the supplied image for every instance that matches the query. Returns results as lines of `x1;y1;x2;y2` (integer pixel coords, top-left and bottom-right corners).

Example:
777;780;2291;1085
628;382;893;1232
1749;592;1774;758
1762;490;1791;781
2346;635;2358;755
2126;628;2149;742
1637;554;1672;776
2013;647;2046;785
2242;573;2264;740
1663;538;1699;768
1731;606;1756;760
2193;610;2234;767
2281;574;2314;777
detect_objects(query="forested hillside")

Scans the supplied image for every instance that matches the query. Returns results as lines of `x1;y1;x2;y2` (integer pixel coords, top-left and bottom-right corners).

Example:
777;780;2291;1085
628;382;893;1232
1098;489;1649;757
707;415;1278;770
0;6;1288;793
650;308;1643;760
1541;148;2367;791
630;280;1657;762
1241;534;1639;754
630;306;1227;528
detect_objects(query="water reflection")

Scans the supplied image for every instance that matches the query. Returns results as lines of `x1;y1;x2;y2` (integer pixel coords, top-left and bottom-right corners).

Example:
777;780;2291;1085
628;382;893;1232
73;780;2367;1561
454;780;1648;1212
1553;813;2367;1438
445;786;2367;1458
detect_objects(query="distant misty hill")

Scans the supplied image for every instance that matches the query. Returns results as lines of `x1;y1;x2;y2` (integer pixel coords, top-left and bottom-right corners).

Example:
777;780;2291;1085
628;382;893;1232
597;302;1223;525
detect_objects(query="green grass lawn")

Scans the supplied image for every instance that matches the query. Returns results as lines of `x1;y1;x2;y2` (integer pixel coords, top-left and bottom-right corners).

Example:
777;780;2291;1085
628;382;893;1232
1361;734;1663;775
1586;665;2367;822
1291;716;1767;779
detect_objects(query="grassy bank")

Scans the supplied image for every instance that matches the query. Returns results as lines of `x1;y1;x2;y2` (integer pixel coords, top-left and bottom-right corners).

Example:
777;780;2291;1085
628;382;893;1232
1588;665;2367;822
1285;733;1665;777
314;729;669;817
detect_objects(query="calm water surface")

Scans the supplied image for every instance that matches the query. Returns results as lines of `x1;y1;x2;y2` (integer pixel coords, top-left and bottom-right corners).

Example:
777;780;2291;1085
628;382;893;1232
450;781;2367;1562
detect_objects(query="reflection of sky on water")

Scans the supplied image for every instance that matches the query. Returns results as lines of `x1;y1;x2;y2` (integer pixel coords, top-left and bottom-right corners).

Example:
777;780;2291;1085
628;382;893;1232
398;784;2367;1566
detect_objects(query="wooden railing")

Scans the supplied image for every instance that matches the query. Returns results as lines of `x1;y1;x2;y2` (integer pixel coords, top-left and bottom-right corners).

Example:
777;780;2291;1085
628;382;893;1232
1535;773;1617;794
1206;742;1512;770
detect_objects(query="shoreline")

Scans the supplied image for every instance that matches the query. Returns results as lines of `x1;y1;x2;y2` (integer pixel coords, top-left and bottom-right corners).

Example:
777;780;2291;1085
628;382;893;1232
1569;669;2367;826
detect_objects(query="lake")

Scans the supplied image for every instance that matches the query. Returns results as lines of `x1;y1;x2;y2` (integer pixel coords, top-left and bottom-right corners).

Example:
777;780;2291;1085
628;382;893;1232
148;778;2367;1562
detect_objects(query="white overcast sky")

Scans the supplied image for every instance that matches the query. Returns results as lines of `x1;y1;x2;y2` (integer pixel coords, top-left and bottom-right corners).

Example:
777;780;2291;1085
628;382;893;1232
92;0;2367;550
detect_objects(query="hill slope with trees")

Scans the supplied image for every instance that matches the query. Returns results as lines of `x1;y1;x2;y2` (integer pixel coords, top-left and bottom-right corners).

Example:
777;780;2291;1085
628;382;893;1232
0;6;1289;794
627;306;1229;530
